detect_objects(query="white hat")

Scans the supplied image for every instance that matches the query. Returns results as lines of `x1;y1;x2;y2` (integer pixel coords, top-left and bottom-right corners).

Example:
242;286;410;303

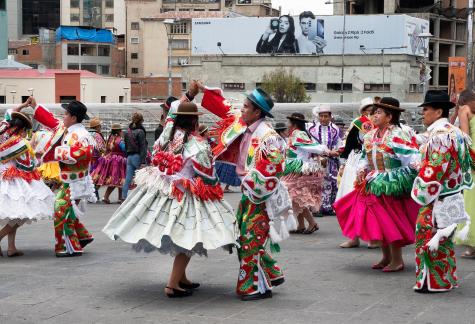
312;104;331;117
359;97;374;114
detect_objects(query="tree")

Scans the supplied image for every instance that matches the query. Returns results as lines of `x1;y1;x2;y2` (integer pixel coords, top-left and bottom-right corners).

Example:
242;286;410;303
260;68;311;103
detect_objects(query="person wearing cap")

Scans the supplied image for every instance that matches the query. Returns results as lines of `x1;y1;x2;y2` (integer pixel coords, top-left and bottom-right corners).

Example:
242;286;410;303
282;113;328;235
411;90;473;293
200;85;287;301
0;99;55;257
307;104;343;216
88;117;106;200
336;97;377;249
155;96;177;141
103;98;236;299
23;97;96;257
334;97;421;272
91;123;126;204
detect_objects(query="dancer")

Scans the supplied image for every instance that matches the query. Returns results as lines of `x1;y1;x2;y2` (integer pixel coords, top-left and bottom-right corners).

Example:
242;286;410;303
336;97;376;248
412;91;473;293
22;98;96;257
283;113;331;234
31;129;62;191
91;123;126;204
103;86;237;298
89;117;106;201
0;100;55;257
455;89;475;258
307;105;343;215
200;86;287;301
334;97;421;272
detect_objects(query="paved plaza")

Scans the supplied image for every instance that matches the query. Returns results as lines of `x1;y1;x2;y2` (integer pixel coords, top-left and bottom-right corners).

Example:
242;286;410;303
0;192;474;324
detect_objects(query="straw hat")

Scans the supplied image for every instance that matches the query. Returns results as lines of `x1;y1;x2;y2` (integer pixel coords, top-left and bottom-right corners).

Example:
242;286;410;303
89;117;102;128
111;123;122;130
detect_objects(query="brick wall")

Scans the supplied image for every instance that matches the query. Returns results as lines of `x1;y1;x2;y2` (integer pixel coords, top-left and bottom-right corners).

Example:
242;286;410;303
55;72;81;103
131;76;183;101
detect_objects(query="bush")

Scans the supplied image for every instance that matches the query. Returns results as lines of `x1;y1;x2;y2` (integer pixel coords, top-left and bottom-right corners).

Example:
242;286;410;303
260;68;311;103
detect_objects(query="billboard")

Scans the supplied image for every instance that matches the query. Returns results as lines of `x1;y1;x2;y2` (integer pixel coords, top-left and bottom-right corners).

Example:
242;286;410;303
192;14;429;57
448;57;466;104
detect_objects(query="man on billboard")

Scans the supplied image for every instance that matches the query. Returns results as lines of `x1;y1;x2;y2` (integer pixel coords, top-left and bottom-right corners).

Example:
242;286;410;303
297;11;326;54
256;15;298;54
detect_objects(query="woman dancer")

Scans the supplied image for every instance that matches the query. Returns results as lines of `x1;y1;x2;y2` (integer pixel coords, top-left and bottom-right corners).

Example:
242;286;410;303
103;100;237;298
282;113;328;234
91;123;126;204
0;101;55;257
334;97;420;272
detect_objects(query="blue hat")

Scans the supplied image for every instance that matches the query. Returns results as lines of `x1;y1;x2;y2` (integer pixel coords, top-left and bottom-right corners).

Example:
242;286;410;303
247;88;274;118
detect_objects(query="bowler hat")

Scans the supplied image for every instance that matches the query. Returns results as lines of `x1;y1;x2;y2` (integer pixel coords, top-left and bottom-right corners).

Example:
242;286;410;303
174;102;203;115
418;90;455;109
10;111;32;129
374;97;405;112
274;122;287;131
287;112;308;123
111;123;122;130
247;88;274;118
89;117;102;128
61;100;90;120
161;96;178;110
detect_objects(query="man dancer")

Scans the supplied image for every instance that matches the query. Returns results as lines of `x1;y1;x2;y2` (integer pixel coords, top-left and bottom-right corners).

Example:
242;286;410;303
200;86;287;301
412;90;473;293
307;105;343;215
23;98;96;257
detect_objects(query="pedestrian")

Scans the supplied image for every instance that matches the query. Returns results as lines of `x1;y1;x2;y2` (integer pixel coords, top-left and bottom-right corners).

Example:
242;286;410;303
455;89;475;258
412;90;473;293
0;100;55;257
334;97;421;272
307;105;343;215
88;117;106;200
200;85;288;301
122;112;147;199
155;96;177;141
274;122;288;139
282;113;331;234
91;123;126;204
24;98;96;257
336;97;378;249
103;88;237;298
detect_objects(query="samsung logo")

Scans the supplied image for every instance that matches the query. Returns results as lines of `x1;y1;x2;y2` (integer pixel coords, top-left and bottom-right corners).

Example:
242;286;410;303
194;21;211;25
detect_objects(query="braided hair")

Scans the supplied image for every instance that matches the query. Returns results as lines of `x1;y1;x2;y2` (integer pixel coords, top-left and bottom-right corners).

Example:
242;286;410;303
165;115;198;154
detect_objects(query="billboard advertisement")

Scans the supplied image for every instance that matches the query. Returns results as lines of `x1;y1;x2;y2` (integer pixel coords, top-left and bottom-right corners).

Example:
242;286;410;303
192;14;429;57
448;57;467;104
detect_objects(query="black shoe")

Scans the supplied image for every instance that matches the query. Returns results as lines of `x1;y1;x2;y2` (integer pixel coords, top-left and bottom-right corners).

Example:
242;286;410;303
271;277;285;287
240;290;272;301
55;251;83;258
179;282;200;290
166;287;193;298
79;238;94;248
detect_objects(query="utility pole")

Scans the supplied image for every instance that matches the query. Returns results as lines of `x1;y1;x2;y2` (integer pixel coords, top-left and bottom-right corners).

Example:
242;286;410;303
467;0;474;88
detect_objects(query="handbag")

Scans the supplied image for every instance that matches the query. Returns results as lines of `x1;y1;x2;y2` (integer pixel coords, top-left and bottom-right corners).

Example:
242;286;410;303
265;182;292;221
433;192;469;228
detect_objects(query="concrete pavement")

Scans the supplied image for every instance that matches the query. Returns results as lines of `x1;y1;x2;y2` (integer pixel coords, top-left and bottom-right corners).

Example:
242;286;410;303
0;192;474;324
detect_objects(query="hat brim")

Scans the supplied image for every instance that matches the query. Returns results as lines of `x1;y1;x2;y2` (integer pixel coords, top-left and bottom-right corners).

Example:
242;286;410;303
10;112;32;129
286;116;308;123
61;103;90;120
418;101;456;109
374;102;405;112
247;97;274;118
359;104;374;113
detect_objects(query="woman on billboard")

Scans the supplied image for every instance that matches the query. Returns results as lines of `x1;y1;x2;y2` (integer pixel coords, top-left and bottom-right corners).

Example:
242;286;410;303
256;15;298;54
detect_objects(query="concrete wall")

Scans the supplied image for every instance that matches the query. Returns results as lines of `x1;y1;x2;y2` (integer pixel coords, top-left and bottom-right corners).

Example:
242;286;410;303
142;20;169;77
6;0;21;40
0;9;7;59
0;78;56;103
81;77;131;103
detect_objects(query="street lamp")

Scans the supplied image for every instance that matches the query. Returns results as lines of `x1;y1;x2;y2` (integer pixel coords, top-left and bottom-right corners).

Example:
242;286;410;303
81;83;86;101
164;18;180;98
28;88;34;96
123;86;130;103
9;90;16;104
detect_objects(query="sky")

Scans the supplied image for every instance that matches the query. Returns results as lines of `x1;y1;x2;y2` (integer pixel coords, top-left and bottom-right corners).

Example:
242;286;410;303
272;0;334;16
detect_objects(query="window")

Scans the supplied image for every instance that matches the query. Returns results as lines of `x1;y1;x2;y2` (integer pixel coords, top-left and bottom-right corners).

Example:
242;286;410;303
222;83;245;91
67;44;79;56
119;96;124;103
21;96;29;103
8;48;17;55
171;22;188;34
60;96;77;103
194;8;205;11
82;64;97;74
131;52;138;59
22;49;29;55
101;96;106;103
70;0;80;8
105;14;114;22
81;44;96;56
70;13;80;22
130;37;139;44
304;83;317;91
327;83;352;92
105;0;114;8
256;82;263;88
100;65;110;75
171;39;188;49
0;96;5;104
363;83;390;92
98;45;110;56
131;22;140;30
182;82;187;91
29;64;38;69
0;0;5;10
131;68;139;74
67;64;80;70
409;84;423;93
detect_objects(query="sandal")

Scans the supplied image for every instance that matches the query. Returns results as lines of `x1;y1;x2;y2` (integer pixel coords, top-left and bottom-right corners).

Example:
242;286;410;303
339;240;360;248
290;228;306;234
7;250;24;258
461;250;475;259
102;198;111;204
303;224;319;234
165;286;193;298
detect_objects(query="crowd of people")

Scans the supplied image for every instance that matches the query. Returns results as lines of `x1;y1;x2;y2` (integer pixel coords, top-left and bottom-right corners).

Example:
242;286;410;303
0;81;474;301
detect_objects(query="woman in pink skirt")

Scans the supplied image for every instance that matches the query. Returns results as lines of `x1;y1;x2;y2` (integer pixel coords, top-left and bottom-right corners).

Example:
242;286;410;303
334;97;420;272
91;124;127;203
282;113;338;234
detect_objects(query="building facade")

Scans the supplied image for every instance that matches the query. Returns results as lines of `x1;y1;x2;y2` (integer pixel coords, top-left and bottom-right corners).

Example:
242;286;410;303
0;0;7;59
7;0;60;39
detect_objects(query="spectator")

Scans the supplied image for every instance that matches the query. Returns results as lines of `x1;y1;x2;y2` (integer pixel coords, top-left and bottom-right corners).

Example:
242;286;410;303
155;96;177;141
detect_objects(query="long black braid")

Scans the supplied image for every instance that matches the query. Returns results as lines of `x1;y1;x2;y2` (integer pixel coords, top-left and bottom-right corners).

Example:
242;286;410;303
163;115;198;154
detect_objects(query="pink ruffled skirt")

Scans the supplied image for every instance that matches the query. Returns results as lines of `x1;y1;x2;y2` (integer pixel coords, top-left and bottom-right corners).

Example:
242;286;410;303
282;173;324;214
334;190;420;247
91;153;126;187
